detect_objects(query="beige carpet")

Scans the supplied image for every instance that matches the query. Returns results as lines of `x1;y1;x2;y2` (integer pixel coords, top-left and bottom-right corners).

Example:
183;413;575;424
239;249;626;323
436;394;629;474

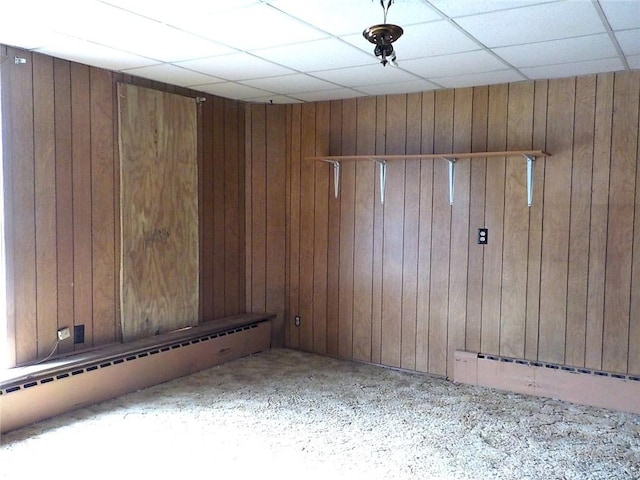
1;348;638;479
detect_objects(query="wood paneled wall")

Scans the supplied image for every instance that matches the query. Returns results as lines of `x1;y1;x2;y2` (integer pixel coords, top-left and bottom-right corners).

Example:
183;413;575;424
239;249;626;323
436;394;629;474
246;70;640;378
1;46;246;366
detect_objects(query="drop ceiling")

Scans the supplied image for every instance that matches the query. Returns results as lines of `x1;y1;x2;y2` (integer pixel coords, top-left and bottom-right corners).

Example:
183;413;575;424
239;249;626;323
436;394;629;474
1;0;638;103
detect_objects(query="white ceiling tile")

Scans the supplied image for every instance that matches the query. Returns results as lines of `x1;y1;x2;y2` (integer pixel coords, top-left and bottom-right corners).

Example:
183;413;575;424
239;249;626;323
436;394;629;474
599;0;640;31
253;38;376;71
181;4;328;51
401;50;508;78
194;82;271;100
101;0;260;24
616;29;640;56
34;34;158;70
627;54;640;69
291;88;367;102
427;0;557;17
121;63;225;87
311;63;420;87
355;79;440;96
433;69;526;88
520;57;625;79
177;53;296;81
240;74;339;94
269;0;441;36
454;2;606;47
494;33;619;67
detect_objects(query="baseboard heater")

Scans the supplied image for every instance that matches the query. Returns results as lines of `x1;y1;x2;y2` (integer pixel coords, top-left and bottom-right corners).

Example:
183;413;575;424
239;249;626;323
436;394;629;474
0;313;273;434
454;350;640;415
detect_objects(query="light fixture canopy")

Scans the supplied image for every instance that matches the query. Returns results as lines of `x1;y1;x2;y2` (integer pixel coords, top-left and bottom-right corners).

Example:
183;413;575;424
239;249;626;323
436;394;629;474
363;0;403;67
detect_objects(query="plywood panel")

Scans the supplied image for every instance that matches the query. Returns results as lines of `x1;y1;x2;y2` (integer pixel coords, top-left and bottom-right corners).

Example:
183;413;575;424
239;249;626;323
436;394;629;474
501;81;534;359
429;90;454;375
250;105;267;314
539;77;575;364
629;109;640;376
602;72;639;373
352;97;376;362
32;53;58;358
381;94;407;368
118;83;198;342
200;97;215;320
565;75;596;367
415;91;435;373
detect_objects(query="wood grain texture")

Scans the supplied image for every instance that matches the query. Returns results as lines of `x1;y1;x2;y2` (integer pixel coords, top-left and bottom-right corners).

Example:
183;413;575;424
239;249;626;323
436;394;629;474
602;72;639;373
118;83;198;342
352;97;376;362
565;75;596;368
2;47;247;365
381;94;407;368
32;53;58;358
429;90;453;376
539;77;575;365
501;81;534;359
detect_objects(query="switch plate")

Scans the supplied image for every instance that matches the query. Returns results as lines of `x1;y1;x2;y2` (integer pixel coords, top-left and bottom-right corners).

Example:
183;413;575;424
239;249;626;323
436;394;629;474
294;315;301;327
478;228;488;245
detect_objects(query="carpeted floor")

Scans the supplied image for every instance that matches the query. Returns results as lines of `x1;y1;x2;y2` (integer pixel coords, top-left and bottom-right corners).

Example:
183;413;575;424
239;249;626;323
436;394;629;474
1;348;639;479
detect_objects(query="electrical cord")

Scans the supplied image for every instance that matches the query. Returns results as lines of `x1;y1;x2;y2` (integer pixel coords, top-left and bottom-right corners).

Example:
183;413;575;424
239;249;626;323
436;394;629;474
35;339;61;364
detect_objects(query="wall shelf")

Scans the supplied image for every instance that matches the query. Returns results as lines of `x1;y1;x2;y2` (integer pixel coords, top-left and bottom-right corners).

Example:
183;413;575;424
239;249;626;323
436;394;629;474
309;150;550;207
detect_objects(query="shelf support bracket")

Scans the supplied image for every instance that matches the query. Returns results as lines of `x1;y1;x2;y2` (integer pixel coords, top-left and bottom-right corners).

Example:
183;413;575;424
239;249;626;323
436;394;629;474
445;158;456;206
320;159;341;199
376;159;387;205
524;154;535;207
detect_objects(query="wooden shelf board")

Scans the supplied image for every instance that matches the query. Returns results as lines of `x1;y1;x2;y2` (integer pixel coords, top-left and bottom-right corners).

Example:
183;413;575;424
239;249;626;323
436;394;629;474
308;150;549;162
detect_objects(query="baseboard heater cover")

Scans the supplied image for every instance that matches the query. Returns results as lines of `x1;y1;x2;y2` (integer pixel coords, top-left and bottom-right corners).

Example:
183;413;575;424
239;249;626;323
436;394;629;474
454;350;640;415
0;315;272;433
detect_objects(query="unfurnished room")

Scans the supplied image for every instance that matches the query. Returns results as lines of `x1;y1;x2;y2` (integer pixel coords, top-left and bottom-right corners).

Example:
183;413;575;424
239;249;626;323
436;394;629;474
0;0;639;478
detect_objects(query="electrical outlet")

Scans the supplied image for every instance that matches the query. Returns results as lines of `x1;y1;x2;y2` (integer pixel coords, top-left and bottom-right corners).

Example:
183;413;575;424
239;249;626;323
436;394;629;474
478;228;488;245
294;315;301;327
74;324;85;344
57;327;71;341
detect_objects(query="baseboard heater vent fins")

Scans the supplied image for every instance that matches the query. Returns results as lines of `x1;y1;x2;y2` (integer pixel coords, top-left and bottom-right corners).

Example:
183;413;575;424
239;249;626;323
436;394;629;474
0;324;260;397
1;314;273;433
477;353;640;382
454;350;640;415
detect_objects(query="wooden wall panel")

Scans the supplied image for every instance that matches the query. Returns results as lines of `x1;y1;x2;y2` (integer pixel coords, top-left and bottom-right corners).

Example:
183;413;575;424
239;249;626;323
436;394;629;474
2;46;247;366
538;77;575;365
256;70;640;378
32;53;58;358
352;97;376;362
429;90;453;376
381;94;407;368
338;99;356;359
602;72;639;373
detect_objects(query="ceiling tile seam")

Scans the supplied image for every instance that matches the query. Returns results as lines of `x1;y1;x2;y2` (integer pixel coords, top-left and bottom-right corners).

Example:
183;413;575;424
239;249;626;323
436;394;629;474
591;0;631;70
426;0;565;20
424;2;530;82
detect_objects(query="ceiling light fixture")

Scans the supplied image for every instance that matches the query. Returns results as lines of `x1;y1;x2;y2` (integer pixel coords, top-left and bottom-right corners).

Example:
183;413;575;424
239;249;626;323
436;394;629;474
363;0;403;67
